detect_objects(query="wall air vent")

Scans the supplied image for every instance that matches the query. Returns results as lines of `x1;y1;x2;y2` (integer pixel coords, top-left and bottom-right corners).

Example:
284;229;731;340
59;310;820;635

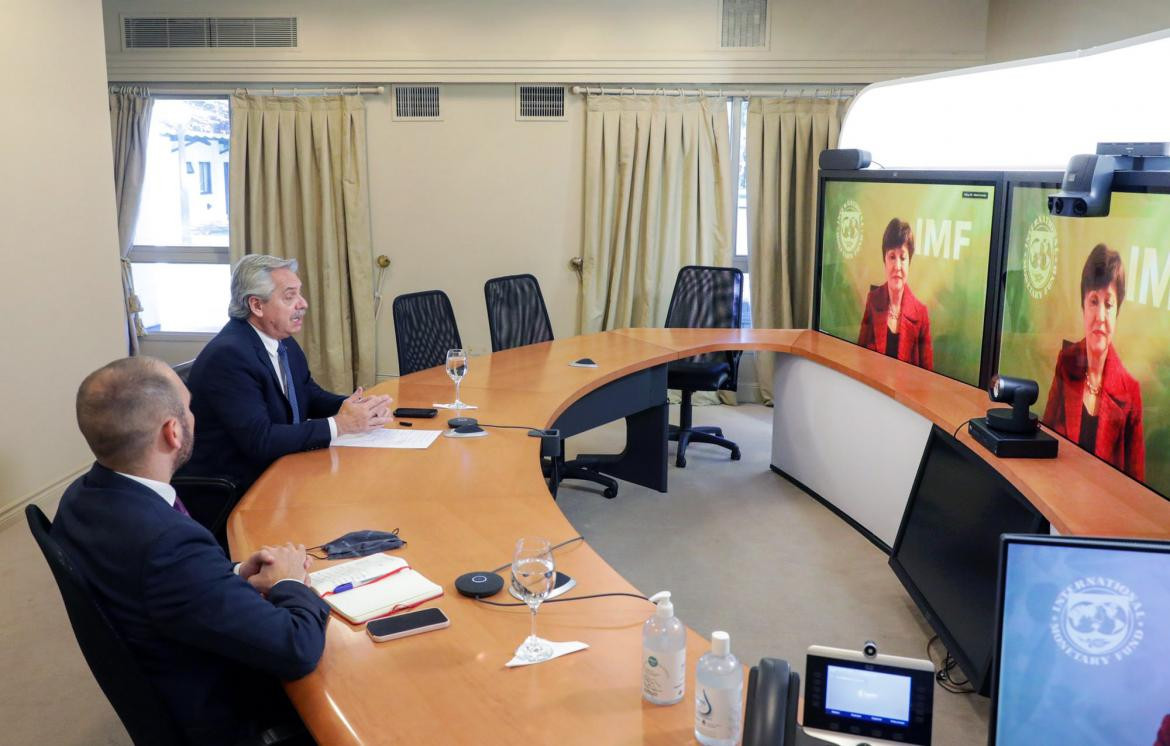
516;85;567;121
393;85;442;121
720;0;768;49
122;17;298;49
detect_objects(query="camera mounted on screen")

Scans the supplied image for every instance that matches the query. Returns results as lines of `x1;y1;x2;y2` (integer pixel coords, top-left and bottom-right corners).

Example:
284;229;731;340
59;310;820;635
1049;143;1170;218
967;375;1058;459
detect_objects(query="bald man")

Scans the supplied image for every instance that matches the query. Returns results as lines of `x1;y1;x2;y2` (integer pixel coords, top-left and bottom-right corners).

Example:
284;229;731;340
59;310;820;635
52;357;330;745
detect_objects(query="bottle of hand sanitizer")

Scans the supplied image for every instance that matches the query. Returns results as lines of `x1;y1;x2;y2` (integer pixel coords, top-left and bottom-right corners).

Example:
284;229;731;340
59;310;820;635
642;591;686;705
694;630;743;746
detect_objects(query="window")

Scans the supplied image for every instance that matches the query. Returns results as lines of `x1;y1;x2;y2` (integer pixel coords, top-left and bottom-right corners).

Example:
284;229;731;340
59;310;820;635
198;161;213;194
130;98;231;334
728;98;752;329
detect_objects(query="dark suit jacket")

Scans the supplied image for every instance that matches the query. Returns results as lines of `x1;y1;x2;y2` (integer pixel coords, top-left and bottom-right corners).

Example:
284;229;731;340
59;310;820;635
182;318;346;491
51;463;331;745
857;283;933;370
1042;339;1145;480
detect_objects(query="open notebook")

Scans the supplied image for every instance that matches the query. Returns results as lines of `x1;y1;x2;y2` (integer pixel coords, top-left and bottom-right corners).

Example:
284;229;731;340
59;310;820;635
308;553;443;624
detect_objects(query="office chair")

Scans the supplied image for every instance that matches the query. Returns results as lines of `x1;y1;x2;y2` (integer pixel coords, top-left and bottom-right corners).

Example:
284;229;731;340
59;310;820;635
26;504;188;745
484;273;554;352
27;505;313;746
393;290;463;376
173;359;195;385
664;265;744;467
170;474;238;552
483;274;619;499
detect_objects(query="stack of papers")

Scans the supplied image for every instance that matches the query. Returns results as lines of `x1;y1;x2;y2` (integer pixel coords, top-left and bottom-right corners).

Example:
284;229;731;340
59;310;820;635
333;428;442;449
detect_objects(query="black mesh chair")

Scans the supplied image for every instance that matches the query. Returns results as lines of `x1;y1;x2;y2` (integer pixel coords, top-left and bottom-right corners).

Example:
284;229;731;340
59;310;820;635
483;274;619;499
484;274;554;352
171;475;238;552
26;504;187;744
665;265;744;467
393;290;463;376
173;359;195;385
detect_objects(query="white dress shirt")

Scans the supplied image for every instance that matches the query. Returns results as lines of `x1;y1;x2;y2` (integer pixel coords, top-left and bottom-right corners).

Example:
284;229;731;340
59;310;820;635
248;322;338;441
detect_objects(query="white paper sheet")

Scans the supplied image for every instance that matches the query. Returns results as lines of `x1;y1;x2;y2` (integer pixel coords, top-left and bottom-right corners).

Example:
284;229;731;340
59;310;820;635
505;640;590;667
332;428;442;449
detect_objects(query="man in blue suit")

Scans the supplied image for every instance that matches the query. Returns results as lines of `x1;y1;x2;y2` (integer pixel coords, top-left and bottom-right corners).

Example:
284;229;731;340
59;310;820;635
53;357;331;744
182;254;391;493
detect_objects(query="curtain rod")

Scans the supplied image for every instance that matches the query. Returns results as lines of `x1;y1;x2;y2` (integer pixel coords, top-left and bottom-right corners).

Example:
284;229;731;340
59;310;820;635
109;85;386;96
570;85;860;99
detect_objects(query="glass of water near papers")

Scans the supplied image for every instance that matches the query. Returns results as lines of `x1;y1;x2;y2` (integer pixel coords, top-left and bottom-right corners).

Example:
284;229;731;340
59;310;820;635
437;348;472;410
511;536;556;663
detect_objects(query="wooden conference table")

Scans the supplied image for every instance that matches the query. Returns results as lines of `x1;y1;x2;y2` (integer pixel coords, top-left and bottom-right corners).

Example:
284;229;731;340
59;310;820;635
227;328;1170;745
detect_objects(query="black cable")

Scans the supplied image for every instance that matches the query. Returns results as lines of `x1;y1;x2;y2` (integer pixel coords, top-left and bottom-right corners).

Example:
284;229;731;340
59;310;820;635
478;422;547;433
952;417;974;440
925;635;975;694
489;535;585;573
474;591;649;607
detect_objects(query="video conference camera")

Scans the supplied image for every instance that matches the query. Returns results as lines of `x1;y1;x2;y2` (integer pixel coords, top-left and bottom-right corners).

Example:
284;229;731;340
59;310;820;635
966;375;1058;459
1049;142;1170;218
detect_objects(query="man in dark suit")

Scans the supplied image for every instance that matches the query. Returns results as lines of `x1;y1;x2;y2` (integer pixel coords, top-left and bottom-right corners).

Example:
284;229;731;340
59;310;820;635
53;356;331;745
182;254;391;493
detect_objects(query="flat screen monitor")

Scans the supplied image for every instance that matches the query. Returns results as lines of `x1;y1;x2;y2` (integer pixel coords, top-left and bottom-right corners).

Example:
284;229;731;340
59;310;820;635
889;426;1049;694
997;172;1170;501
991;534;1170;745
814;170;1004;387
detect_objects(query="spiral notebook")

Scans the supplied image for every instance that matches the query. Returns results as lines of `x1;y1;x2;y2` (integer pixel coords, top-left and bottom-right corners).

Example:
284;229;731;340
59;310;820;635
308;553;443;624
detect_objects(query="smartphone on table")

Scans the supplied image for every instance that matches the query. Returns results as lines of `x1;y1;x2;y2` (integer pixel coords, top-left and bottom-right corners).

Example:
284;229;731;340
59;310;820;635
367;608;450;642
393;407;439;419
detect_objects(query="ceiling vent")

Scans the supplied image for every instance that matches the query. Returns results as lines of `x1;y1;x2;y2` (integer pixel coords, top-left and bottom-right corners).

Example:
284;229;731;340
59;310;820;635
122;17;298;49
393;85;442;121
720;0;768;49
516;85;567;121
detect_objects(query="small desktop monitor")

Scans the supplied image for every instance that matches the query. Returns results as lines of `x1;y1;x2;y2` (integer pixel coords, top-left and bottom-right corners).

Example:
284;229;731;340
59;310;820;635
889;426;1049;694
990;534;1170;745
996;172;1170;501
814;170;1005;387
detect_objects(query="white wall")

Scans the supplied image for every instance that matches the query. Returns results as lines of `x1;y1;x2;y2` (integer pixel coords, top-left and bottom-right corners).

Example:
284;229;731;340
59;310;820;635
103;0;989;83
0;0;126;526
986;0;1170;63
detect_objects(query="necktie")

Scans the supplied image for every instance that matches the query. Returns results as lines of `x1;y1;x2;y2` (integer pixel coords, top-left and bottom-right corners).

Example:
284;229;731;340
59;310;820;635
278;343;302;424
173;494;191;517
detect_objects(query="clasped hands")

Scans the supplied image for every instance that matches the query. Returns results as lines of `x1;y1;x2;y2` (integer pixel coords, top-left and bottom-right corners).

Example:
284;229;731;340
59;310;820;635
239;543;314;595
335;387;393;435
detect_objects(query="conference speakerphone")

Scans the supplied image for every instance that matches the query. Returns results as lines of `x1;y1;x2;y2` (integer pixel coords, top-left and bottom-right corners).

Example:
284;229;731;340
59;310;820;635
802;645;935;746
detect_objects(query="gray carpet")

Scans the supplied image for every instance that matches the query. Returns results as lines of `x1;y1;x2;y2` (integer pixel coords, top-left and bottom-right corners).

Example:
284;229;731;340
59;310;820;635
560;403;990;746
0;403;989;745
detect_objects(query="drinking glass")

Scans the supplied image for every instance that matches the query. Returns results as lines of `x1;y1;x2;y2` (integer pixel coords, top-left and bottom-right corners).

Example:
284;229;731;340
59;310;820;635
445;348;469;409
511;536;556;663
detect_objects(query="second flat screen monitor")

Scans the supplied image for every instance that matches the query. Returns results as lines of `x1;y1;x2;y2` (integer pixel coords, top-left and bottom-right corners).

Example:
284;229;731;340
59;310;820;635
817;174;1000;386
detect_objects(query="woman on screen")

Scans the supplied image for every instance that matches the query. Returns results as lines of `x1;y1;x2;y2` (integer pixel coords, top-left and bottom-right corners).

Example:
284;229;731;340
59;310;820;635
857;218;933;369
1042;244;1145;480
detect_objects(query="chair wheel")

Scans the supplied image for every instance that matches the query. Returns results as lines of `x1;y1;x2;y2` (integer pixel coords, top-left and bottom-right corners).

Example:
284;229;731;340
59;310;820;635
603;486;618;499
676;456;687;468
730;448;741;461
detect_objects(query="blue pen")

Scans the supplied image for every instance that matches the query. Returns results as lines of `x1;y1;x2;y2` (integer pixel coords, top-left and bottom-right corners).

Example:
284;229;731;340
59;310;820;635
328;568;402;595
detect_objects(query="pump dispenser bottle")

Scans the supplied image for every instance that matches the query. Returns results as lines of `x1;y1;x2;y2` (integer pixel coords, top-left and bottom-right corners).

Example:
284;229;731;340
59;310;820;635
694;630;743;746
642;591;686;705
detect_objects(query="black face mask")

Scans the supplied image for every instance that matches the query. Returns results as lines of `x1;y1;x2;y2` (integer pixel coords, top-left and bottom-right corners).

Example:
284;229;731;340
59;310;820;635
308;529;406;559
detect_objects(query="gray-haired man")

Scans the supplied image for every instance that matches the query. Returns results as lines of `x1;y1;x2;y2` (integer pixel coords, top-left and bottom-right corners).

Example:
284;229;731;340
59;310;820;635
181;255;390;496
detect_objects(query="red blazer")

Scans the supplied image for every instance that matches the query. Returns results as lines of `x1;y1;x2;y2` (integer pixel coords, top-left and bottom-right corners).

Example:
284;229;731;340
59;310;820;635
1042;339;1145;481
857;284;933;370
1156;714;1170;746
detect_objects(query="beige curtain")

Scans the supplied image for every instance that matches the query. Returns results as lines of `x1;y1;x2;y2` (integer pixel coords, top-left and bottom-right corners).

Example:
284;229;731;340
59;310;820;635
747;96;851;403
229;94;375;393
580;95;734;334
109;88;153;355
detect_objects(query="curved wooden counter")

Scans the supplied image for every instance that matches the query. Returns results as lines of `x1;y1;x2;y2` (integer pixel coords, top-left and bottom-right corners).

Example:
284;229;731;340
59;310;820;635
228;329;1170;745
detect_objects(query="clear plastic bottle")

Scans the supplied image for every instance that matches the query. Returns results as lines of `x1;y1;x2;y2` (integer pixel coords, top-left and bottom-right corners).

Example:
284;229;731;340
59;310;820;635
694;630;743;746
642;591;686;705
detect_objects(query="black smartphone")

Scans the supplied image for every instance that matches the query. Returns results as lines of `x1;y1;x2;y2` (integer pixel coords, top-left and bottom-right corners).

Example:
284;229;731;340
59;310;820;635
366;608;450;642
393;407;438;419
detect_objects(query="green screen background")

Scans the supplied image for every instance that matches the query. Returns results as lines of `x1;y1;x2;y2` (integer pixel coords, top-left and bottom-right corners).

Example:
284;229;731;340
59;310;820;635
818;180;996;385
999;187;1170;498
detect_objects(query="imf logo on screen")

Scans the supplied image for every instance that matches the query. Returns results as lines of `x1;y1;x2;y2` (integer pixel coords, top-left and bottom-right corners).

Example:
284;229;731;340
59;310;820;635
1023;215;1059;299
836;200;864;259
1050;577;1145;665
